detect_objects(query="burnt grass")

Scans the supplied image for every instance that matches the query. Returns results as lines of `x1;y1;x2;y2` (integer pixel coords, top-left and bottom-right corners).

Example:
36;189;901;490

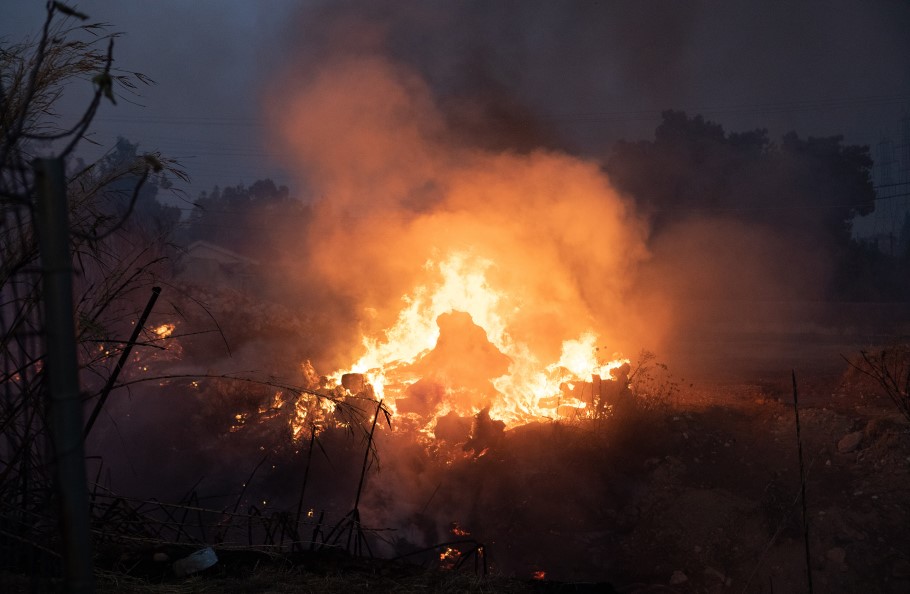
6;368;910;594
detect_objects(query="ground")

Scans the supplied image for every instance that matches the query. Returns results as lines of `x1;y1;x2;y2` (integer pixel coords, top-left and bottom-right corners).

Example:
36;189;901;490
529;371;910;593
3;350;908;594
367;363;908;594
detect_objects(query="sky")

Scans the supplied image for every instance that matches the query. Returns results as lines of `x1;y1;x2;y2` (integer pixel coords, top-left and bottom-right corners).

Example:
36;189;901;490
2;0;910;233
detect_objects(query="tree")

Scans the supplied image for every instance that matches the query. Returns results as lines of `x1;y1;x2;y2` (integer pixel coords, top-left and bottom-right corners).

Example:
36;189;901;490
605;110;879;298
87;136;183;236
184;178;309;257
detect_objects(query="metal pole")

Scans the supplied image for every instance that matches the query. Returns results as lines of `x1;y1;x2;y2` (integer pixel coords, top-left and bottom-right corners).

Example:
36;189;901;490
34;157;94;593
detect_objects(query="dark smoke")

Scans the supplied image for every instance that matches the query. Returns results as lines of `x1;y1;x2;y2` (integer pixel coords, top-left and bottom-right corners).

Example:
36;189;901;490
277;0;910;153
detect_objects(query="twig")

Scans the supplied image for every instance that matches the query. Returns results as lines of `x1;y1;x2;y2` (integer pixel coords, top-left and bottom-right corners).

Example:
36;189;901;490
354;399;384;512
322;399;386;557
293;427;317;550
420;482;442;515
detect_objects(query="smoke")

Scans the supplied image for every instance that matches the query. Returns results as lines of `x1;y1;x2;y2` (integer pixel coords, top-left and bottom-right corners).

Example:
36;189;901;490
272;0;701;153
264;50;650;368
255;0;906;374
269;0;910;151
629;215;838;377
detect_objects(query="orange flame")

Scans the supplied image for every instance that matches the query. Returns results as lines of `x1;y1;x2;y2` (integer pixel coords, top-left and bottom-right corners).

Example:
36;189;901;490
152;323;175;339
330;252;628;431
450;522;470;536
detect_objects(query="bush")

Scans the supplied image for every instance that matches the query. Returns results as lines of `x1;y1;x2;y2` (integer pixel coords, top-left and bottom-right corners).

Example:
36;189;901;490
850;343;910;423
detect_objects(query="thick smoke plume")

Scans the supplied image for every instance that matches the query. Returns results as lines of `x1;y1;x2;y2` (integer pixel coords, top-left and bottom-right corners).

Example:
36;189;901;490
265;51;652;367
257;0;895;377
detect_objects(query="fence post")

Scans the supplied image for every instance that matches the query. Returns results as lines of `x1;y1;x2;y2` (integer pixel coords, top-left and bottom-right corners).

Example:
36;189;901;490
34;157;94;593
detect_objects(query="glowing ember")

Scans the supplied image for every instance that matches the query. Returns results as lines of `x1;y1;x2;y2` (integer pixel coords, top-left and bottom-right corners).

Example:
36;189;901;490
439;546;461;569
258;390;285;417
450;522;470;536
230;413;248;433
532;570;546;580
152;323;176;339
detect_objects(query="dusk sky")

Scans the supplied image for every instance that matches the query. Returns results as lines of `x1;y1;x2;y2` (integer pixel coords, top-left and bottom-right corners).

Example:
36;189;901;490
3;1;910;232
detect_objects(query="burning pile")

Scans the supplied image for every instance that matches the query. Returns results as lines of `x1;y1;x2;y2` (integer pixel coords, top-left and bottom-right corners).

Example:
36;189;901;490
263;54;653;442
325;252;632;439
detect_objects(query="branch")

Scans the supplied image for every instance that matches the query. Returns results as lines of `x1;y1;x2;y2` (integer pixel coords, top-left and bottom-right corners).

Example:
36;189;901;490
71;161;150;241
105;372;343;405
57;37;115;160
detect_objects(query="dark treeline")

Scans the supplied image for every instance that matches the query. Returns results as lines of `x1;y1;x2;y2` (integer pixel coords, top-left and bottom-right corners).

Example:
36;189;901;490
181;178;310;259
604;110;910;301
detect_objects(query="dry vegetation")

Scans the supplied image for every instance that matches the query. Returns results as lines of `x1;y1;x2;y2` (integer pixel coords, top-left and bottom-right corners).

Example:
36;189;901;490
4;357;909;593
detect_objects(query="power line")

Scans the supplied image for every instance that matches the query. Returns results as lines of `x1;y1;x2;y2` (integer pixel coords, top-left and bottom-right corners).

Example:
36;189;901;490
874;181;910;190
81;93;910;128
551;94;910;123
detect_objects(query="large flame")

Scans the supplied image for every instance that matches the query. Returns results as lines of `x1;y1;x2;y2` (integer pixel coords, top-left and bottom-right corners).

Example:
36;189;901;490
330;251;628;430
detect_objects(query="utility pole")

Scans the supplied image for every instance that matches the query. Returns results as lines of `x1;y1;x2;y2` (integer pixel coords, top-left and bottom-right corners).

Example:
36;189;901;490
33;158;94;593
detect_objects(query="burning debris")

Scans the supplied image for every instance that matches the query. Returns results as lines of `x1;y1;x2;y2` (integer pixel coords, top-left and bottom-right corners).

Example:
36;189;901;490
322;253;632;440
462;407;505;458
401;311;511;414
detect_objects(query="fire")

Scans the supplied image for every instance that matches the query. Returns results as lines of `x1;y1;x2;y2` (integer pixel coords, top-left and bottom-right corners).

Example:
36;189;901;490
338;253;503;398
152;323;176;339
257;390;285;417
439;546;462;568
450;522;470;536
330;252;628;431
267;53;650;440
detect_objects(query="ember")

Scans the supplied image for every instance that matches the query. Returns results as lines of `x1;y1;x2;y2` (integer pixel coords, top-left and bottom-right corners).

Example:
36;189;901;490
439;546;461;570
152;322;175;339
450;522;470;537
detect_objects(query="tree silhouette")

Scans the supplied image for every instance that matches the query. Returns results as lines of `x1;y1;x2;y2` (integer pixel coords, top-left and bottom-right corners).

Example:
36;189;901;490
185;178;310;258
605;110;880;298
